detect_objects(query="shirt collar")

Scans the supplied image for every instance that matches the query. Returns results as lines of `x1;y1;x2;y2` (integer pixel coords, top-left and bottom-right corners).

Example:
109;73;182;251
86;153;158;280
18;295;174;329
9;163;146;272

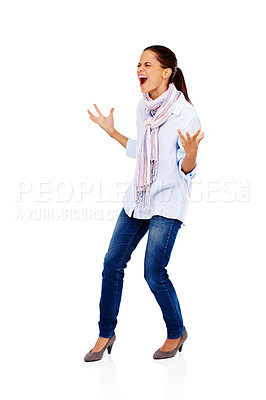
172;91;185;116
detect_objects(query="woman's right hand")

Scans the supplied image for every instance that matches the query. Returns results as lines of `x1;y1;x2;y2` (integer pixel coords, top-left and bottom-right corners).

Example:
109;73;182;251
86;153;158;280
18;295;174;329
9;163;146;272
87;104;115;137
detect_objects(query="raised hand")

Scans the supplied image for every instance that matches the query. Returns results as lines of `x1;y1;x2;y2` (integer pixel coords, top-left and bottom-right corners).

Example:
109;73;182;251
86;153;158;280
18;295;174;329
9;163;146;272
87;104;115;137
177;128;204;158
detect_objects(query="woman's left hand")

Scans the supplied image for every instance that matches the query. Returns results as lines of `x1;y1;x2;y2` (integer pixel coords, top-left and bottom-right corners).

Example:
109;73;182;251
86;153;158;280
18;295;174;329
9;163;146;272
177;128;204;158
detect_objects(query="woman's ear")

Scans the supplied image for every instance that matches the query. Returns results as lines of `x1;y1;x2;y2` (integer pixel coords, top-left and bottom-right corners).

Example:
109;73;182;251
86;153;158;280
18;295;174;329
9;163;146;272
162;68;172;80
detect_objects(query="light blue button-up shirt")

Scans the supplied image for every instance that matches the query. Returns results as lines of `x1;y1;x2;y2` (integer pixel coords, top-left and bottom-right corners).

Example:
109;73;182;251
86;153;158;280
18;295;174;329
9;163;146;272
122;91;201;226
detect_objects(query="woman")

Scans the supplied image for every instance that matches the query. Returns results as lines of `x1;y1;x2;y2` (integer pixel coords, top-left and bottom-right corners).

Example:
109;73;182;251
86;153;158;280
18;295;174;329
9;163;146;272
84;45;204;362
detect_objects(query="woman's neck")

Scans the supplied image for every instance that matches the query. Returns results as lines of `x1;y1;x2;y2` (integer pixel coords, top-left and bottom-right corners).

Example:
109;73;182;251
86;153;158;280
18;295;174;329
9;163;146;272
149;84;169;100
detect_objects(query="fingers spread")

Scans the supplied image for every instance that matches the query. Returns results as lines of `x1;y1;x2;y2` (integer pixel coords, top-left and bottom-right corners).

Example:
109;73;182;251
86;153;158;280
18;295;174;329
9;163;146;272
94;104;103;116
87;110;98;123
186;132;192;141
192;129;201;140
88;112;98;123
197;132;205;143
87;109;97;118
177;129;185;139
89;115;97;123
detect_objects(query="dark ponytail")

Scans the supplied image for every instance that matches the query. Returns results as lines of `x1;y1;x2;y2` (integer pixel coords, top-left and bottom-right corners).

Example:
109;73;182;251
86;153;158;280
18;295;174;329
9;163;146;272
143;45;193;106
173;67;193;106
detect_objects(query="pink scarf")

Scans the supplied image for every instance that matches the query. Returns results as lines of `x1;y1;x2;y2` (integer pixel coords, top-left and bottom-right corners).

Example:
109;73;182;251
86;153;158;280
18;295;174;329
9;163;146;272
135;83;181;211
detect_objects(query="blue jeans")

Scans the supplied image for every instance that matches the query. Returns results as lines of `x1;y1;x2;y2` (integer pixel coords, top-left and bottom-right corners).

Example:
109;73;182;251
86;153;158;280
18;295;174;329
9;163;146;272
98;207;185;339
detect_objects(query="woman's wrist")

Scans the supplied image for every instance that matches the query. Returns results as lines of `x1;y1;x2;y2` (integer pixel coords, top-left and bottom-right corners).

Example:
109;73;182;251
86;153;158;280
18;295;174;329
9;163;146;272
109;128;128;149
181;154;197;174
109;127;116;138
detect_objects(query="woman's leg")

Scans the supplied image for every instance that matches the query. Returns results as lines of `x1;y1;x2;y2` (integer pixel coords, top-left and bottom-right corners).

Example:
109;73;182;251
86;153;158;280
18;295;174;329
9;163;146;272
98;207;149;338
144;215;184;339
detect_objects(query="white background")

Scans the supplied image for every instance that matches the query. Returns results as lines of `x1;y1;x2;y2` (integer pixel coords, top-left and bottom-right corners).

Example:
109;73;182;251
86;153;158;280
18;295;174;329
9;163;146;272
1;0;265;399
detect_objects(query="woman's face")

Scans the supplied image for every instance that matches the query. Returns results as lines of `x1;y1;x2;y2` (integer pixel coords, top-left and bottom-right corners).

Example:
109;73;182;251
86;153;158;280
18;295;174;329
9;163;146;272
137;50;172;99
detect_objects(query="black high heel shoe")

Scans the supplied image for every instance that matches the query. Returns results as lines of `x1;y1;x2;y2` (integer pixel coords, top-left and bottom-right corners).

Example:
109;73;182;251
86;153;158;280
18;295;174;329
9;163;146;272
84;335;116;362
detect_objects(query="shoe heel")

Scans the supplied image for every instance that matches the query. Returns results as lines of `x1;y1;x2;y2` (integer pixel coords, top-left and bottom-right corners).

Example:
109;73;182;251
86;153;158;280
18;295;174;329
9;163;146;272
179;344;183;352
107;343;114;354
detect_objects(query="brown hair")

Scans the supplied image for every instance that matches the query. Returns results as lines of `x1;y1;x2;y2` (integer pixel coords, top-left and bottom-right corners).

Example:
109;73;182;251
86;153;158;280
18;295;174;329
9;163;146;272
143;45;193;106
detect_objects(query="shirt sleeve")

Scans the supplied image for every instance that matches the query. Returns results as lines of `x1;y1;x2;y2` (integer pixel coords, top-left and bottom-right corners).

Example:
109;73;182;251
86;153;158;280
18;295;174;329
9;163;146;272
125;100;142;159
126;138;137;159
177;116;201;180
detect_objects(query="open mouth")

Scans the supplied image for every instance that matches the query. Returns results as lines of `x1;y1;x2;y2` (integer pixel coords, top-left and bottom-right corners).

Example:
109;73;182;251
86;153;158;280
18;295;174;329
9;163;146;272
139;76;148;86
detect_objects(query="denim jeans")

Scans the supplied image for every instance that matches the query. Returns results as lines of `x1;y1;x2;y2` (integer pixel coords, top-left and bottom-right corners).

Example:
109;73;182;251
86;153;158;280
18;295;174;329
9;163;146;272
98;207;185;339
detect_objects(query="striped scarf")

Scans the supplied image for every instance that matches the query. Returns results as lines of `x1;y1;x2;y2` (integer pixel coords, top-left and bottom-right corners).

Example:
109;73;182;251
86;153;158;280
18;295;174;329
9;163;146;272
135;83;181;211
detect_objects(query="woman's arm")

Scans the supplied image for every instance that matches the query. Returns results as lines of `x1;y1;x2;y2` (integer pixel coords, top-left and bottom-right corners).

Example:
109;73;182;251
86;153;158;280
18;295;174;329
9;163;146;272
181;154;197;174
110;128;129;149
87;103;139;160
87;104;136;155
178;125;204;174
109;129;137;159
176;116;204;179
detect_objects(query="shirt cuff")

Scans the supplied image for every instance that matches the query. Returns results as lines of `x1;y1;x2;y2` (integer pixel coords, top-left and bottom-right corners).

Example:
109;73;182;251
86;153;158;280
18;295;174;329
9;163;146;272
126;138;137;159
178;157;198;180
